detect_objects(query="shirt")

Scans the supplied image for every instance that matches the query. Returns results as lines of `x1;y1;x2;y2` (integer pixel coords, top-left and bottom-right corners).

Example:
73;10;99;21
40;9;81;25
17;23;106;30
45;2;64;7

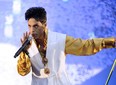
17;31;115;76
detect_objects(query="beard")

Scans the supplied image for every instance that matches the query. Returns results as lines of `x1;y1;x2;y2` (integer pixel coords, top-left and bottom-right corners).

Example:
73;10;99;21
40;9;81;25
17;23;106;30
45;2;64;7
32;31;44;40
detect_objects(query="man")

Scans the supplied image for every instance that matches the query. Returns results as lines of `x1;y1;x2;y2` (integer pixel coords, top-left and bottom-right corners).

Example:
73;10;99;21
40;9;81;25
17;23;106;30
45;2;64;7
17;7;116;85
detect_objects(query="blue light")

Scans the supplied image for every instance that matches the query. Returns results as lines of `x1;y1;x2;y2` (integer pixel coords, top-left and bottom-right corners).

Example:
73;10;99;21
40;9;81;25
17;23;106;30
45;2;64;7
62;0;68;2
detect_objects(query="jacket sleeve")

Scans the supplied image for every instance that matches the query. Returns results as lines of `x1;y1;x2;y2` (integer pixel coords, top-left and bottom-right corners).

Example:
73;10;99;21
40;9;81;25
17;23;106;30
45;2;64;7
65;36;115;56
17;52;31;76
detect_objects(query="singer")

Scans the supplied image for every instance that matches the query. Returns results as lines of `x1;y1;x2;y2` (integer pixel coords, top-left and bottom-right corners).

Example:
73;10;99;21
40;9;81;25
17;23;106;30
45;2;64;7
17;7;116;85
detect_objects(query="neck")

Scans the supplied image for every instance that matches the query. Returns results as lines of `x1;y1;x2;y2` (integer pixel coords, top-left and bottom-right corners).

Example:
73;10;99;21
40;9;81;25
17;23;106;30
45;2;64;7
35;31;47;47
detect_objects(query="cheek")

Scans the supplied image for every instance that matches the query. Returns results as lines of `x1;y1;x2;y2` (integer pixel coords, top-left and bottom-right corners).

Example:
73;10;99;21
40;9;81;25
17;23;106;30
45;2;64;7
28;28;32;34
37;27;44;33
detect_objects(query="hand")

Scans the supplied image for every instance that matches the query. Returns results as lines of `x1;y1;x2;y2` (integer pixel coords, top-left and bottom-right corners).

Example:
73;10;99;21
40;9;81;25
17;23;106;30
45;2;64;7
20;32;32;50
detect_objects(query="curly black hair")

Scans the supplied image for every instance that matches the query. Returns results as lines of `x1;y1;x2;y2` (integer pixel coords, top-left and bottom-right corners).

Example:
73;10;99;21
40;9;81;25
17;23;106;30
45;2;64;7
25;7;47;24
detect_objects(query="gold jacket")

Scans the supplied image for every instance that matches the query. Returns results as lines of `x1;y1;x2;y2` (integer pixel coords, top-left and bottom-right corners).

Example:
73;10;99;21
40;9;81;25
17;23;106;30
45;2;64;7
17;35;115;76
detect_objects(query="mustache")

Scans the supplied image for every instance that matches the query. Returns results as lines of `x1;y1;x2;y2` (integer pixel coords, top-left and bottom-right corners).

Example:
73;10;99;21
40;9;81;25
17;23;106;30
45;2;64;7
31;32;38;35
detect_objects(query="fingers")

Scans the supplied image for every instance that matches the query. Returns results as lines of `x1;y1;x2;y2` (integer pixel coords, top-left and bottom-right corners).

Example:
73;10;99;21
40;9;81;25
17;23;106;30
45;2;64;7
20;31;32;50
20;31;30;44
20;38;23;44
25;31;29;38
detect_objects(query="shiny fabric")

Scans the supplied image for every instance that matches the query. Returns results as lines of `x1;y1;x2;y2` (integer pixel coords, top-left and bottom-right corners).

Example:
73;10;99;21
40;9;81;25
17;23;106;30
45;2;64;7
18;30;72;85
17;30;115;84
65;36;115;56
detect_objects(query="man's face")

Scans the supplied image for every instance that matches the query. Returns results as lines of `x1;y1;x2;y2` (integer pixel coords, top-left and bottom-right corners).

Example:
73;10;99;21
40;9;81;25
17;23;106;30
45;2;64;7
28;18;46;40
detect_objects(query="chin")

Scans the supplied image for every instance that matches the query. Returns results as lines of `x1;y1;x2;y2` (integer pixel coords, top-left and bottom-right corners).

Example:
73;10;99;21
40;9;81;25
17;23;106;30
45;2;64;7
33;37;38;40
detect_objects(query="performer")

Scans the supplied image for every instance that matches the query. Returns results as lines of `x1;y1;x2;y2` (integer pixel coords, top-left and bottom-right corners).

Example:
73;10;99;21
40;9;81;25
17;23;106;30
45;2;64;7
17;7;116;85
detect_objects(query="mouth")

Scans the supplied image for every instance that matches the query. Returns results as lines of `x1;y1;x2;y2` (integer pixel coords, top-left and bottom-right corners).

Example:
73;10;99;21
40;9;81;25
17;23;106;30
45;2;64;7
32;34;38;38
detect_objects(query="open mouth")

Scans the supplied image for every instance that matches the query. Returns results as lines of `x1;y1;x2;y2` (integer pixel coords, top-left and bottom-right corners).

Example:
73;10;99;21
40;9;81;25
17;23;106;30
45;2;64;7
32;34;37;38
32;33;37;36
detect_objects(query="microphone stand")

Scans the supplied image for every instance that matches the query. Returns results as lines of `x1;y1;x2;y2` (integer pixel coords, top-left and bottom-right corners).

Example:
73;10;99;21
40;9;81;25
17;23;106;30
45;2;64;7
105;59;116;85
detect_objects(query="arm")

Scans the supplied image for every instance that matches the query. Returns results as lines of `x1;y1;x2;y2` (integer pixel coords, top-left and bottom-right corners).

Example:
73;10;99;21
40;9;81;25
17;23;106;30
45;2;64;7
65;36;115;56
17;52;31;76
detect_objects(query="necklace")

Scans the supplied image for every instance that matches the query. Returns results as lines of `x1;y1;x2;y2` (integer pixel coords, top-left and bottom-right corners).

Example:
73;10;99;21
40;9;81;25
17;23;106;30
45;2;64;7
38;38;50;75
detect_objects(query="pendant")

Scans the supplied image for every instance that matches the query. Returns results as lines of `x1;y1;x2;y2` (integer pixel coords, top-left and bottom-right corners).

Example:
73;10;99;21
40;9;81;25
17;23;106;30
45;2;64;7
44;68;50;74
38;68;50;78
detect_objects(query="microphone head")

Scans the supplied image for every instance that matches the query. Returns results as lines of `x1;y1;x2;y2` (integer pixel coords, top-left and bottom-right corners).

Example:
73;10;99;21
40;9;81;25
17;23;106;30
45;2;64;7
28;35;33;41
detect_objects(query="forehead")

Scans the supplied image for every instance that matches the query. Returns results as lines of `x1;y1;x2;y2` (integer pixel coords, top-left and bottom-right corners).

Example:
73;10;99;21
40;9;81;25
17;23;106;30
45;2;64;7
28;18;38;25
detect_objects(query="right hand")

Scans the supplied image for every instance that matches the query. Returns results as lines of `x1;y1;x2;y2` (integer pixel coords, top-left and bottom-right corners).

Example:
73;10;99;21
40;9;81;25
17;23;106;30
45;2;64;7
20;31;32;50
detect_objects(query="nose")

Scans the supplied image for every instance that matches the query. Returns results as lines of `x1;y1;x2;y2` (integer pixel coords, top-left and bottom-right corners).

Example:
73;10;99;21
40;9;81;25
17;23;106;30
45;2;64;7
29;27;35;34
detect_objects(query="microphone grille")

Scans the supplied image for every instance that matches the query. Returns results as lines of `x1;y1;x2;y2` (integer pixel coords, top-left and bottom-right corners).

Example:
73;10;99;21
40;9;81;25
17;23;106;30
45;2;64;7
28;35;32;41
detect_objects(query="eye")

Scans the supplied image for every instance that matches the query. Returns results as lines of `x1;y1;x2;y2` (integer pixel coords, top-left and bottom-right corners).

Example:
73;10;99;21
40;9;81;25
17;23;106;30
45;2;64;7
28;25;31;28
35;25;38;28
34;24;39;29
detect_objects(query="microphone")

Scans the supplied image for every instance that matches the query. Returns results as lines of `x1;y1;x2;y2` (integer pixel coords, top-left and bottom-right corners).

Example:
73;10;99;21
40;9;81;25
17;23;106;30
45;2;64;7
14;35;32;58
